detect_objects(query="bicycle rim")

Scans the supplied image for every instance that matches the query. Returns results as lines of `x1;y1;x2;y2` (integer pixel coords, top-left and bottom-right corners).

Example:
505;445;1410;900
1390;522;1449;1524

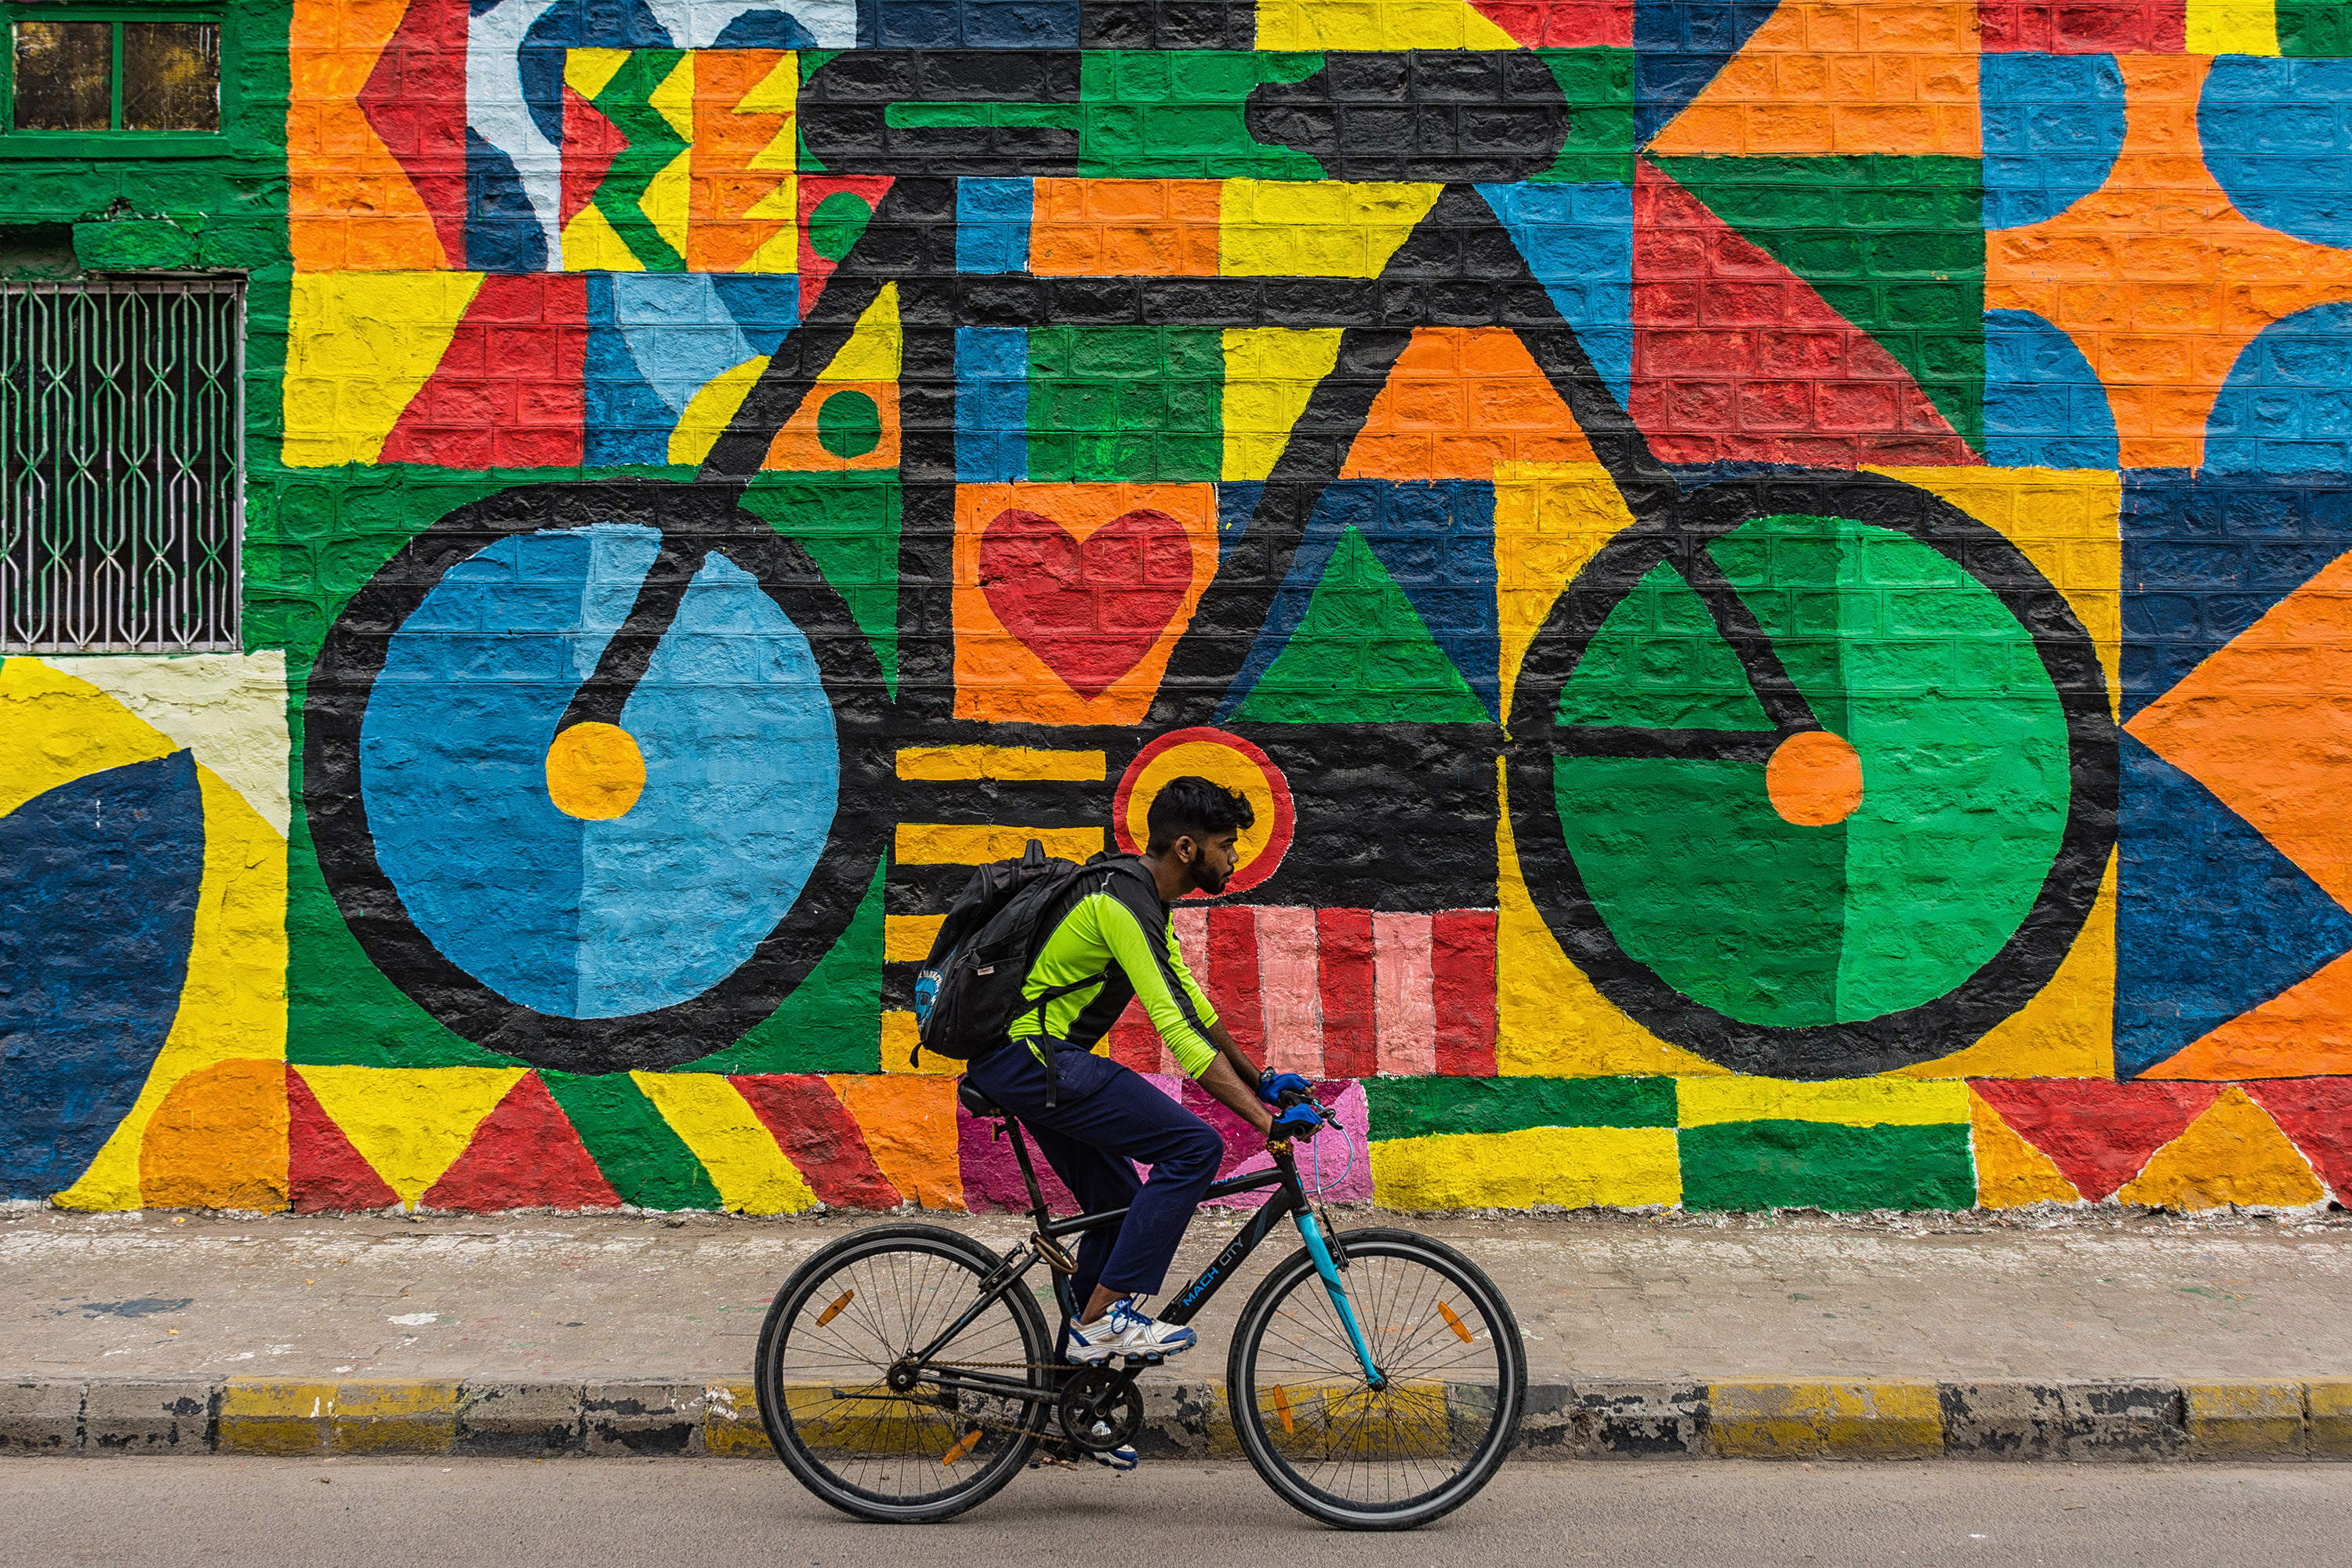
1229;1229;1525;1530
756;1226;1049;1523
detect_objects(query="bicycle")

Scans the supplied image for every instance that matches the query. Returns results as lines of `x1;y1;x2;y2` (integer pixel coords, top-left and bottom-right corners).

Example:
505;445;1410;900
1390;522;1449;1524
752;1079;1526;1530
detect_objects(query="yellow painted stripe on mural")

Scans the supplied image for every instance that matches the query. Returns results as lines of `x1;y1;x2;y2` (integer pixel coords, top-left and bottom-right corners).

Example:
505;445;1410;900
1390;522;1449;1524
296;1066;525;1207
885;914;945;963
643;147;694;261
281;272;485;466
630;1072;818;1214
895;746;1108;782
822;285;902;383
669;354;768;466
647;50;695;140
895;823;1106;864
1368;1127;1682;1210
1218;180;1443;278
0;659;177;818
56;768;290;1210
880;1011;958;1073
1221;328;1345;481
1676;1077;1972;1130
2185;0;2279;53
1253;0;1520;50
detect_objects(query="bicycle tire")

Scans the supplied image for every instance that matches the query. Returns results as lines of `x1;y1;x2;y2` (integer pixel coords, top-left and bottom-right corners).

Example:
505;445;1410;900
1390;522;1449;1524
1227;1228;1525;1531
754;1224;1051;1523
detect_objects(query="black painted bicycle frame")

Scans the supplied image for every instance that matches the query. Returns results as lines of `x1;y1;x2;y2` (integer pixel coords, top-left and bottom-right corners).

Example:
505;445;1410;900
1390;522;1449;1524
898;1116;1318;1411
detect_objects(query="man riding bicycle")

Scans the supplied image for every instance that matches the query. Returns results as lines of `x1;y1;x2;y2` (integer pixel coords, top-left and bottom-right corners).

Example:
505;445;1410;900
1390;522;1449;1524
961;776;1325;1366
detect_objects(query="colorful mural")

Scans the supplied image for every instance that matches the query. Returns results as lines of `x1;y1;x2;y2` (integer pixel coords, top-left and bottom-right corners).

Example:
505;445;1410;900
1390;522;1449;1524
8;0;2352;1215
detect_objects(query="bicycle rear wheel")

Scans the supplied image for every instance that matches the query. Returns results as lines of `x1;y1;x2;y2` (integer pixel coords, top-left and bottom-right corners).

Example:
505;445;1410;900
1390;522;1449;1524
754;1225;1051;1523
1228;1228;1525;1530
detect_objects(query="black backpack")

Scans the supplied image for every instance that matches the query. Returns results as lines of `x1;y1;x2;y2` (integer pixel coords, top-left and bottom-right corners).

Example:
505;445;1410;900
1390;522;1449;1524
911;842;1140;1092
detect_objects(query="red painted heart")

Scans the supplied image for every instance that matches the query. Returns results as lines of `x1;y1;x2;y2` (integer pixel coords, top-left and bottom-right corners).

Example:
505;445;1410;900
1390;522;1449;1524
979;507;1193;699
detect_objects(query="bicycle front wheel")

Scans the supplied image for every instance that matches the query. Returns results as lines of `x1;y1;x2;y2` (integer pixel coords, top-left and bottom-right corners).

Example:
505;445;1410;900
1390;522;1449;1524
1228;1228;1525;1530
754;1225;1051;1523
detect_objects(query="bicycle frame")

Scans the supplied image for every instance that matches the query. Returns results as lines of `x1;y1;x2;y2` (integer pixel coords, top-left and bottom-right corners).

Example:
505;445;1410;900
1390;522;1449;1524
902;1117;1382;1414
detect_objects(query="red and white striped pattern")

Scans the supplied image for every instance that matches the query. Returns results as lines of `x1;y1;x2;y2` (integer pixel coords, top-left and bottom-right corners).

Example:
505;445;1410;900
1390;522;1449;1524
1108;906;1496;1078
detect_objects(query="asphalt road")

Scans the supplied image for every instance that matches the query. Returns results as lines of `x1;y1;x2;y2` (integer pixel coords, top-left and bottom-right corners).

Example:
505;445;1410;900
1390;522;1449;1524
6;1458;2347;1566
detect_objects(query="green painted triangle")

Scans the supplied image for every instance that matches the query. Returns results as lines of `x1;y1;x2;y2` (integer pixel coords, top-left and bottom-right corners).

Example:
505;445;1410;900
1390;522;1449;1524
741;472;901;697
1234;526;1490;724
1650;155;1984;450
1556;559;1773;731
539;1069;720;1210
676;865;885;1074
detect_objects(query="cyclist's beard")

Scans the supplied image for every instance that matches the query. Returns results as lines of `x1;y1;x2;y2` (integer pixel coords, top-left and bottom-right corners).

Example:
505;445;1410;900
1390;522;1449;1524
1192;859;1231;896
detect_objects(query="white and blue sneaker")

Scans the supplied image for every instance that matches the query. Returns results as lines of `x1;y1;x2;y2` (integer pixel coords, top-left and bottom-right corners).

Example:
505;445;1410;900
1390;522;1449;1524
1065;1298;1197;1364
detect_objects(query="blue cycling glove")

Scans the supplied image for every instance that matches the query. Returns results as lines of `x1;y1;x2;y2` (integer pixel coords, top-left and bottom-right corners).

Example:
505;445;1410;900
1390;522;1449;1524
1269;1104;1323;1142
1258;1069;1313;1105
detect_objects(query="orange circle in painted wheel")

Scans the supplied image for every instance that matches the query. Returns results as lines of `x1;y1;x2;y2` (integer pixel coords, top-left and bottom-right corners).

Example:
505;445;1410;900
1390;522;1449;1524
1766;729;1864;826
545;722;646;820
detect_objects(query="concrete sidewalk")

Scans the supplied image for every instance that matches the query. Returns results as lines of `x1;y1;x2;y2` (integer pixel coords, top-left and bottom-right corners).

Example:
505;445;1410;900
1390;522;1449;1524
7;1203;2352;1461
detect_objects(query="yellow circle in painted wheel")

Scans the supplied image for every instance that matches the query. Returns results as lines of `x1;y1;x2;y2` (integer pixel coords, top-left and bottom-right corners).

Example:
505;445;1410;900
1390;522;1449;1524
545;722;646;820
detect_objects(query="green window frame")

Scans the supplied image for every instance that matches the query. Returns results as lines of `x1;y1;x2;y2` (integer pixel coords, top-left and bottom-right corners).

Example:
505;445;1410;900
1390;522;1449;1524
2;3;232;156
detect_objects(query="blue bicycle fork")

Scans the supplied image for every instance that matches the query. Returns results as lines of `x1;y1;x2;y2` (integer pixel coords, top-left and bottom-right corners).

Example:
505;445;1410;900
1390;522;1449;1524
1292;1209;1383;1386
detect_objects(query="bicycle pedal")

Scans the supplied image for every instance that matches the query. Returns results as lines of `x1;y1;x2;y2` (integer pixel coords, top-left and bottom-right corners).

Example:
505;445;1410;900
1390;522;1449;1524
1121;1352;1164;1368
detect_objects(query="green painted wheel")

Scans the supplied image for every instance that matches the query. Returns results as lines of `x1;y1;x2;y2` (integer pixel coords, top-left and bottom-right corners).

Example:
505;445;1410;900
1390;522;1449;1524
1505;473;2116;1079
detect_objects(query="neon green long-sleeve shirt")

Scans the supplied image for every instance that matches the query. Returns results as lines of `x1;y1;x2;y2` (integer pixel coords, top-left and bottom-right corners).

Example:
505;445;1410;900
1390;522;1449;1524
1007;872;1221;1078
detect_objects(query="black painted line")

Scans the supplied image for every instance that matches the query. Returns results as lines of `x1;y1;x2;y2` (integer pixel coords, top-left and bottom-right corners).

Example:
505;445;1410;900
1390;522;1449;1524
1546;726;1783;764
1673;543;1820;735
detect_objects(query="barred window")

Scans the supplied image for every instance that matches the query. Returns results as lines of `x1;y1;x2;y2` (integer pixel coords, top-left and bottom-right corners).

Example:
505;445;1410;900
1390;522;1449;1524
1;278;241;652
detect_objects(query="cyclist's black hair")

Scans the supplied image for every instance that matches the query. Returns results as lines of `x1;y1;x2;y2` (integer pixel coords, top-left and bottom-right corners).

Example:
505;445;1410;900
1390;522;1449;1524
1145;775;1254;851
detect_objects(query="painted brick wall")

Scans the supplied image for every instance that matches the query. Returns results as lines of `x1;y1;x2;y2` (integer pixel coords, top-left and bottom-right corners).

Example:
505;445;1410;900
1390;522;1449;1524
6;0;2352;1218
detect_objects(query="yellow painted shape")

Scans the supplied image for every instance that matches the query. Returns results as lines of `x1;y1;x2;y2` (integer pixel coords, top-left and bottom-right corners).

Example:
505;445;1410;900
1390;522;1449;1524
631;1072;818;1214
1968;1087;2082;1208
741;54;800;164
1867;467;2121;717
563;204;643;274
896;746;1108;782
545;722;646;820
1221;328;1345;481
0;658;176;818
1708;1381;1944;1459
2117;1087;2326;1211
1678;1076;1970;1129
643;148;694;260
745;224;801;274
895;823;1107;864
564;47;631;101
822;284;902;383
1896;850;2116;1081
1254;0;1521;49
1495;760;1728;1077
669;354;768;466
1220;180;1443;278
135;1058;291;1211
885;915;945;963
294;1065;524;1208
282;272;485;466
648;50;695;140
60;770;289;1210
880;1011;957;1075
2186;0;2279;53
1369;1127;1682;1210
832;1070;965;1206
1493;463;1642;724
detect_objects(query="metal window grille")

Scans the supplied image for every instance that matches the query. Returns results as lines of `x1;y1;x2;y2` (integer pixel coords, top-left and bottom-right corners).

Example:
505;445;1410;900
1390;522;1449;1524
2;278;242;652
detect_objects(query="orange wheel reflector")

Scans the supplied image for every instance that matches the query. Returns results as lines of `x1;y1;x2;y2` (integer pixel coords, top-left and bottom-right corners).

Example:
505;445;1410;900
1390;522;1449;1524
944;1428;982;1464
817;1290;854;1327
1271;1385;1294;1435
1439;1301;1474;1344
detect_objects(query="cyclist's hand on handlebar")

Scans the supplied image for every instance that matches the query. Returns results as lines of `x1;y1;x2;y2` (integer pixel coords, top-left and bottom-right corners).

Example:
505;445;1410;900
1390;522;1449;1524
1257;1069;1313;1106
1269;1103;1323;1142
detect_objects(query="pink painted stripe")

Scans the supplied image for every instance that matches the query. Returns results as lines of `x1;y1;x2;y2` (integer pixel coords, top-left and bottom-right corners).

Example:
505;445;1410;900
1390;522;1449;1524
1371;911;1436;1076
1251;905;1325;1076
1163;905;1209;1075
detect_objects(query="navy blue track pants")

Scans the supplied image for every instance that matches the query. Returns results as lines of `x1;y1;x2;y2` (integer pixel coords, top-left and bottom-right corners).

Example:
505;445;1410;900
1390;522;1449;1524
964;1040;1225;1306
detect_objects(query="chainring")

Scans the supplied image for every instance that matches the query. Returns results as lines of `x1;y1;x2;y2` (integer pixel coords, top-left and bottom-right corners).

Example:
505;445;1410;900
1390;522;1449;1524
1054;1367;1144;1454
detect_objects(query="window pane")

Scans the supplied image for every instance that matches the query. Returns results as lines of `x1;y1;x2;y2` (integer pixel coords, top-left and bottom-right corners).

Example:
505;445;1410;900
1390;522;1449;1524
122;22;219;132
12;20;113;131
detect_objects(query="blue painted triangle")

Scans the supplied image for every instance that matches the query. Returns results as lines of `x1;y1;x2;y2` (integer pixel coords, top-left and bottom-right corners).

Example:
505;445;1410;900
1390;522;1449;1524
1636;0;1787;143
1215;480;1500;723
2116;733;2352;1076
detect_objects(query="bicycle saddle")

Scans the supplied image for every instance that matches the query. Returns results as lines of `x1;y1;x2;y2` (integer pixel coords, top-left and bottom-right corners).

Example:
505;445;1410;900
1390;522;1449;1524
956;1076;1009;1120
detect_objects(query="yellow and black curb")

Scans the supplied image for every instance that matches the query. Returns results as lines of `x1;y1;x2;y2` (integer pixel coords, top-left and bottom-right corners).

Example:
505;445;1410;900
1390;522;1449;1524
3;1377;2349;1461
